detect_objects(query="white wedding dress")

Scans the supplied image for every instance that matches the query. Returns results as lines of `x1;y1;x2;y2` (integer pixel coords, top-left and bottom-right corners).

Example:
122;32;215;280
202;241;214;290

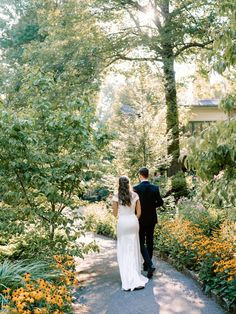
112;193;148;291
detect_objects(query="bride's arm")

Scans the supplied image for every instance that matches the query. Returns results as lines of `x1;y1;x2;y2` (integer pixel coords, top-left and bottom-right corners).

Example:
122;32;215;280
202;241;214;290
135;200;141;219
112;201;118;217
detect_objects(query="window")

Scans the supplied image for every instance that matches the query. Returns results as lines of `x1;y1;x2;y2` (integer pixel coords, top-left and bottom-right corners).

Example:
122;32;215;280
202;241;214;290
184;121;214;135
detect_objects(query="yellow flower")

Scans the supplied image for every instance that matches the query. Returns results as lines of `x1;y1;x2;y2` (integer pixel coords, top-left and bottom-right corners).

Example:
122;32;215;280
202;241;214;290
2;287;11;294
25;283;34;291
22;273;31;283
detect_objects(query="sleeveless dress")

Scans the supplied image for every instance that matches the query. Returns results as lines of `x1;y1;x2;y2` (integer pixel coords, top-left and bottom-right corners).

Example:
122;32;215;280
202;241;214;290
112;193;148;291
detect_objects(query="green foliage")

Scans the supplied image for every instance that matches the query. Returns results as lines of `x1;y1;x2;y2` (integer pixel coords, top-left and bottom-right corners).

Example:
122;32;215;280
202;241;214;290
86;212;116;239
82;184;111;202
106;64;168;180
96;218;116;239
219;94;236;120
212;0;236;71
0;95;109;257
1;227;97;261
186;120;236;208
0;0;107;103
154;220;199;270
0;0;111;260
0;259;60;292
177;198;223;236
83;203;117;239
170;172;189;200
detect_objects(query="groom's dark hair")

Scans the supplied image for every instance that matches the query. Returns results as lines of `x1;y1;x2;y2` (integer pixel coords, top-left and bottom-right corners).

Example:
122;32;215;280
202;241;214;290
139;167;149;178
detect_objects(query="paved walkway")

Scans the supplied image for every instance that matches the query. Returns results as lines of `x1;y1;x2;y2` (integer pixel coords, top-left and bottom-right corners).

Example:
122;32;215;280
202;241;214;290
74;233;225;314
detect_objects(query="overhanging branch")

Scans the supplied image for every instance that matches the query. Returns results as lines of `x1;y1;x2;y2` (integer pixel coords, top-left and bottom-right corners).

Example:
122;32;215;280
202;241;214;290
174;40;213;57
125;7;142;33
115;53;162;62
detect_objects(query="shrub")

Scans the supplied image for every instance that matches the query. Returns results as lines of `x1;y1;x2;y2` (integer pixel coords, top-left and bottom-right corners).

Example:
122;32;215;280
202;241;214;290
154;219;204;269
83;202;116;239
96;218;116;239
186;120;236;208
171;172;189;200
177;198;223;236
0;255;77;314
154;218;236;308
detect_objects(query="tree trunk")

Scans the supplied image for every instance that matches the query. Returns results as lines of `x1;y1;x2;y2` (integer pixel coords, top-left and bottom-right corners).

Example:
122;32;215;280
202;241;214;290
162;47;181;176
50;224;55;241
161;0;181;176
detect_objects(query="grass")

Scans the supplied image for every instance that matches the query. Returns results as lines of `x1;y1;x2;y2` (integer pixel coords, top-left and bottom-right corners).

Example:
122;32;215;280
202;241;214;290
0;259;61;291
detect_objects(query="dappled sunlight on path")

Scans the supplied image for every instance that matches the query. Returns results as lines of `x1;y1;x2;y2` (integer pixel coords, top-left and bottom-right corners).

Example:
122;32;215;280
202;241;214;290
74;234;225;314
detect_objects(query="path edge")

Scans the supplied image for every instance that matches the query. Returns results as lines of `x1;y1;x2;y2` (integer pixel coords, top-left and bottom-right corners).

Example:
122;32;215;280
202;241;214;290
155;251;235;314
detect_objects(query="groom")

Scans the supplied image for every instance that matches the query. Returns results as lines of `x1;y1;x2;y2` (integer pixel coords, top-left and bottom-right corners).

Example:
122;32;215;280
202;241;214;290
134;167;163;278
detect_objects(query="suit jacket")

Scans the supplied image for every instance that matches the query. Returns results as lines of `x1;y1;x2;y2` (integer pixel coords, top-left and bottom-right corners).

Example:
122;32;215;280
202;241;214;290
134;181;163;227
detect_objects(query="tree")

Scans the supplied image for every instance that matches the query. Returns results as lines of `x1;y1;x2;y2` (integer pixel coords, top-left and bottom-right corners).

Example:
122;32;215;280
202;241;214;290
0;0;110;258
107;65;168;179
0;0;107;102
93;0;219;176
219;94;236;121
186;120;236;211
212;0;236;72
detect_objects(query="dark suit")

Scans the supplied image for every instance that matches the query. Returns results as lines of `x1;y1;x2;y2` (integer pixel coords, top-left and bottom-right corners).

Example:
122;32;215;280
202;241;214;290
134;181;163;269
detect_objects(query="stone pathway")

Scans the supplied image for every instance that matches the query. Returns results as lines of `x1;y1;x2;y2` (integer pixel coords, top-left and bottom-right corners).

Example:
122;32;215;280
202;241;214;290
74;233;225;314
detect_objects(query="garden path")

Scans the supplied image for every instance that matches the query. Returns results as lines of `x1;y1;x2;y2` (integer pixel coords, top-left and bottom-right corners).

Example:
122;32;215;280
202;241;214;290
73;233;225;314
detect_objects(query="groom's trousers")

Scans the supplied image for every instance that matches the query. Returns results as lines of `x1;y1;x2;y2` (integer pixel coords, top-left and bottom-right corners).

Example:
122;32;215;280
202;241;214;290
139;223;156;268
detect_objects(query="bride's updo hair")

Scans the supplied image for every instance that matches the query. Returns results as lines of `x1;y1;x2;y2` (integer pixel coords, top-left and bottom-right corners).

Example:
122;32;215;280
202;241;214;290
118;176;132;206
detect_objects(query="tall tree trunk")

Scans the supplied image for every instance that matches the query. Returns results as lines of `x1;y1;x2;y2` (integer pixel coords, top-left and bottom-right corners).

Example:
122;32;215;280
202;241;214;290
162;50;181;176
161;0;181;176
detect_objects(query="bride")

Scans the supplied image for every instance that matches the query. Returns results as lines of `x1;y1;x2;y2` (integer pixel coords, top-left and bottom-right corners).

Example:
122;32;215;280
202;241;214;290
112;176;148;291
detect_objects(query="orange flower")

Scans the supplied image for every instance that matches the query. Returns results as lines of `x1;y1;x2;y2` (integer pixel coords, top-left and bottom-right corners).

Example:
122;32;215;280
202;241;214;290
22;273;31;283
2;287;11;294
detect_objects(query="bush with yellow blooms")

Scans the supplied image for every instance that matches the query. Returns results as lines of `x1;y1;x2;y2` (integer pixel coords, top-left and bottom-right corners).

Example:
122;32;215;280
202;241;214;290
154;219;236;309
0;255;77;314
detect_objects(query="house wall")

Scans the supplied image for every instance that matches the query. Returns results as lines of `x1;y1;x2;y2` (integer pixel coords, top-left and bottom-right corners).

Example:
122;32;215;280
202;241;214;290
189;106;236;122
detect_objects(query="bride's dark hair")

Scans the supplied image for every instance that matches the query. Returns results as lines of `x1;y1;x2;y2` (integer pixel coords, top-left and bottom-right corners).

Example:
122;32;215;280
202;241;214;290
118;176;132;206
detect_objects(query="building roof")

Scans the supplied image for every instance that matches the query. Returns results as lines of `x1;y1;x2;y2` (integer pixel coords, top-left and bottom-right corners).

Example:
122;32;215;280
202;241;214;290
194;99;220;107
120;104;136;115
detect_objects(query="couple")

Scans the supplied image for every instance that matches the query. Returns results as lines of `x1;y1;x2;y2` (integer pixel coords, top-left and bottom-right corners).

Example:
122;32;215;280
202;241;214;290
112;167;163;291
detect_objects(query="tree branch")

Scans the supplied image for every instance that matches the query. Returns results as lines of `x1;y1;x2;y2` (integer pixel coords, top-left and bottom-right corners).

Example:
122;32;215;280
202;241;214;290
125;7;142;33
14;169;51;223
174;40;213;57
15;170;34;209
115;53;162;62
170;1;195;19
104;57;122;68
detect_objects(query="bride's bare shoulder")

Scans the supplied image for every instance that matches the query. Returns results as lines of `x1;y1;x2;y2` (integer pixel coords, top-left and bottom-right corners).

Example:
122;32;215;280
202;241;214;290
112;194;119;202
131;191;139;199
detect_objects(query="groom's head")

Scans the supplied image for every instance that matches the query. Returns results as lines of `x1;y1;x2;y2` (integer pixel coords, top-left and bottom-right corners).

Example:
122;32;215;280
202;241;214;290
138;167;149;181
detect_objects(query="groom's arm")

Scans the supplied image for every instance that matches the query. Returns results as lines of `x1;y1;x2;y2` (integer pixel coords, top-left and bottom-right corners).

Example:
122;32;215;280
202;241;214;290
135;200;141;219
155;186;164;207
133;184;140;196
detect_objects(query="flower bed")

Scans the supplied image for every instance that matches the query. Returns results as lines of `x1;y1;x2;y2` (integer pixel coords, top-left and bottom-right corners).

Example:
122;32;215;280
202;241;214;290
154;219;236;310
0;255;77;314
